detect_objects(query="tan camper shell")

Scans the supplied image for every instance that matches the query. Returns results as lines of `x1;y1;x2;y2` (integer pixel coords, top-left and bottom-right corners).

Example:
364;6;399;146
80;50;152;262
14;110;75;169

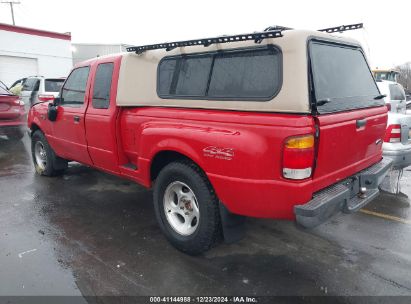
115;29;362;113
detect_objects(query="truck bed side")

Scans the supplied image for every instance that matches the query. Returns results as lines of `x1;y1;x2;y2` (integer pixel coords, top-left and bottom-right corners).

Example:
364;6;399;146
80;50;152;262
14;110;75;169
119;107;316;219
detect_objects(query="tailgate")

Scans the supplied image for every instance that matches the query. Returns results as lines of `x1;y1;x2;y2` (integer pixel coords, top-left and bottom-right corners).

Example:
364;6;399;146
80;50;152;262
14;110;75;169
308;39;387;192
313;106;387;191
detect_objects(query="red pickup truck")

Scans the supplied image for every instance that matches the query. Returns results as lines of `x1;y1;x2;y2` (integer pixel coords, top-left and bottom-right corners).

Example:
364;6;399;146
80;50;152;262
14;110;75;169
28;28;391;254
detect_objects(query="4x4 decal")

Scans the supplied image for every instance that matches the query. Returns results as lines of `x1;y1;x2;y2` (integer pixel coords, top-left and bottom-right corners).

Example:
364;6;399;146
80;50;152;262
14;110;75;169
203;146;235;160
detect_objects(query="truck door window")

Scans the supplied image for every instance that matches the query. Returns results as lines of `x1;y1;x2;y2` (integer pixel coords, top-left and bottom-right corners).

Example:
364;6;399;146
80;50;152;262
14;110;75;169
92;63;114;109
61;67;90;107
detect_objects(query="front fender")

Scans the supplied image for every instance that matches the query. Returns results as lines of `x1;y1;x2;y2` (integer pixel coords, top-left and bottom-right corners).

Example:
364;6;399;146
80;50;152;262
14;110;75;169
28;102;50;135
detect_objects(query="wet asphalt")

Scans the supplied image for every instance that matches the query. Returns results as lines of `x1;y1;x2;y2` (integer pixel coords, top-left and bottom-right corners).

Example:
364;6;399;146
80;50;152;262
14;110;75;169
0;135;411;303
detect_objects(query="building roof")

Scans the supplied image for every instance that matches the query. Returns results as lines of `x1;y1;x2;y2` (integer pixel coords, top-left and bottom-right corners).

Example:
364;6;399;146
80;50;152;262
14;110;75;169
0;23;71;41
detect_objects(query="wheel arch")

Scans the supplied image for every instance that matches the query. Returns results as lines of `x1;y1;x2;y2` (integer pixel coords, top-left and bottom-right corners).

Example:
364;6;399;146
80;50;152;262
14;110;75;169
150;149;246;246
29;122;41;136
150;150;204;182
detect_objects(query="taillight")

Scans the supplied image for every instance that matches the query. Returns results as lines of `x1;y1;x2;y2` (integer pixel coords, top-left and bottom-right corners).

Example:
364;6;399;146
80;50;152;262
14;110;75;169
386;103;391;111
38;94;55;102
282;134;315;180
13;99;25;106
384;124;401;143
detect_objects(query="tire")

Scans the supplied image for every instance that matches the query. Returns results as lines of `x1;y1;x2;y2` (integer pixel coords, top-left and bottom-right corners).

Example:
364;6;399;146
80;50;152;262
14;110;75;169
153;160;221;255
31;130;68;176
7;128;24;141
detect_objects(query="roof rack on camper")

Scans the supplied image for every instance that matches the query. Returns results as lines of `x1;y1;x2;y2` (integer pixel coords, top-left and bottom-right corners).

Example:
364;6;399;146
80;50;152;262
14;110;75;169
318;23;363;33
126;29;284;54
126;23;364;54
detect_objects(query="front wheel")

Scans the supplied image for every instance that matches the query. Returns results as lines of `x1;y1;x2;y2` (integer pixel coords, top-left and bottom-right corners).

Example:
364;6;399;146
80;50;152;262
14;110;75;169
153;161;221;255
31;130;67;176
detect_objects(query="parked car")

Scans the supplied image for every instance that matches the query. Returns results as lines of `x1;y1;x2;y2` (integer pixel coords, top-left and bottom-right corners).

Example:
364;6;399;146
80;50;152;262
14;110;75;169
376;80;407;114
383;112;411;169
10;76;65;110
0;81;26;140
28;27;392;255
374;81;411;169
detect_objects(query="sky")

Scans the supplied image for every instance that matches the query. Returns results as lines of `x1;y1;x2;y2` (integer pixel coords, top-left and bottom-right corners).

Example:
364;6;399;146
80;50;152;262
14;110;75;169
0;0;410;68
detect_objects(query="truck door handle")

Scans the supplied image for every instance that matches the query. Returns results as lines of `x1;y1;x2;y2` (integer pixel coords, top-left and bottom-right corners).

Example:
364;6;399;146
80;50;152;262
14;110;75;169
73;115;80;123
356;119;367;128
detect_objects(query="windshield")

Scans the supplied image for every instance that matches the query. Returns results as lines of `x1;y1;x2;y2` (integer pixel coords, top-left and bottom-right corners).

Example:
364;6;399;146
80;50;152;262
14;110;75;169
310;41;383;113
45;79;65;92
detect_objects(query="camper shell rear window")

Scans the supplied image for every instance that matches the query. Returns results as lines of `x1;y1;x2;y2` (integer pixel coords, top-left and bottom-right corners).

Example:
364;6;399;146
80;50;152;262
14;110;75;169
157;46;282;101
309;40;383;114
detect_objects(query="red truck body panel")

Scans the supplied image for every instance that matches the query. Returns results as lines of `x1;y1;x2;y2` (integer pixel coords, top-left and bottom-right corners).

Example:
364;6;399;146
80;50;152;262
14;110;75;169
119;107;316;218
312;106;387;192
27;53;387;220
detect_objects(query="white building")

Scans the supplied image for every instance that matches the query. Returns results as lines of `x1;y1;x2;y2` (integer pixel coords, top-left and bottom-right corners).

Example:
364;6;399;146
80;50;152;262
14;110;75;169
72;43;132;65
0;23;73;87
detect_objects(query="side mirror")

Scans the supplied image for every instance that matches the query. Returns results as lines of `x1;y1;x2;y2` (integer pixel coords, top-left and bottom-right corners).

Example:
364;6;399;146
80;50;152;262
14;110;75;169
53;97;62;105
47;103;58;121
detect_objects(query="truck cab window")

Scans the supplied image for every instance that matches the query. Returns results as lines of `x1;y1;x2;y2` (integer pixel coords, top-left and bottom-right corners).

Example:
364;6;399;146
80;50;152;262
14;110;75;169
92;63;114;109
61;66;90;106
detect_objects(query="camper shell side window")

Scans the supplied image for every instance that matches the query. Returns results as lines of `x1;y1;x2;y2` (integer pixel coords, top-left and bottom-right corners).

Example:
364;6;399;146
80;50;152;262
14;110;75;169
157;46;282;101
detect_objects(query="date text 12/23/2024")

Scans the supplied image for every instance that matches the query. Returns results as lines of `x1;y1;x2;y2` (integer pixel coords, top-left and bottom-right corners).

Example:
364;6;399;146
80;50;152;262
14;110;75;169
150;296;258;303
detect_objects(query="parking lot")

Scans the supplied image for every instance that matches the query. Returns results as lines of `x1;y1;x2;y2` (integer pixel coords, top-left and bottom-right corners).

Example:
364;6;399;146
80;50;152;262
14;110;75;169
1;135;411;302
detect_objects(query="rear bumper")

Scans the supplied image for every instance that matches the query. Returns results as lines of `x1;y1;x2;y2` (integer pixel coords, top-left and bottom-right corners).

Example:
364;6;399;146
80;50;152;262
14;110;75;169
294;158;392;228
383;144;411;169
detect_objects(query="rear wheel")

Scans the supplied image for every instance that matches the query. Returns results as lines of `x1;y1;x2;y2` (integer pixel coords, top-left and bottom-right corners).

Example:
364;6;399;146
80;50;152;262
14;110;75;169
31;130;67;176
163;181;200;236
7;128;24;141
153;161;221;255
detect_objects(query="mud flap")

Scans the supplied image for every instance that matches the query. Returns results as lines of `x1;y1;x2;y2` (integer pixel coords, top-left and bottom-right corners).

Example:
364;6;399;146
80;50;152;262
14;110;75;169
52;156;68;170
219;202;246;244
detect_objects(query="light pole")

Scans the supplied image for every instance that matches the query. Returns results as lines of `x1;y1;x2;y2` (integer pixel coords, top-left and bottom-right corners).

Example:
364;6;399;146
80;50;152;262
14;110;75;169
1;1;21;25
